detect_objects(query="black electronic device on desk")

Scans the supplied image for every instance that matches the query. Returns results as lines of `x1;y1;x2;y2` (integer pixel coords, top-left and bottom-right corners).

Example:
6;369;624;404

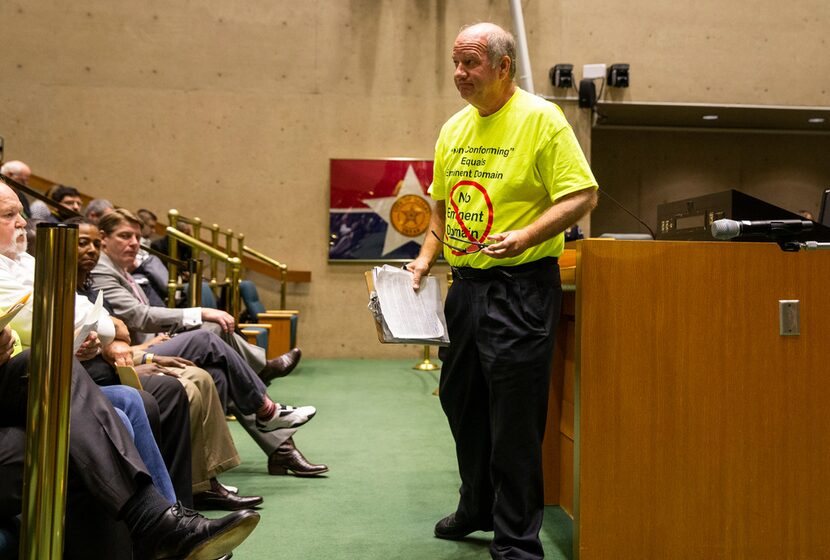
656;189;830;243
819;188;830;228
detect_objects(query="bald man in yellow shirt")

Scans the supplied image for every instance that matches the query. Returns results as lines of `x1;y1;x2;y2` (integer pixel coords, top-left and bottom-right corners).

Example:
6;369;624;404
408;22;598;560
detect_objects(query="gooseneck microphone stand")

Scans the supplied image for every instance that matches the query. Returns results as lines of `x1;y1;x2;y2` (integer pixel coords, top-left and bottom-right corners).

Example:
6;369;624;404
795;241;830;251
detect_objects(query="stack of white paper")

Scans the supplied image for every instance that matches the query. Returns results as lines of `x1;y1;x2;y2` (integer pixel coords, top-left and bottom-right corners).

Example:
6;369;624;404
369;265;449;345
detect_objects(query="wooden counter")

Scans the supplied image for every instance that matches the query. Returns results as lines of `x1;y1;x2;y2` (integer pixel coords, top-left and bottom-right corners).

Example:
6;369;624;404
543;239;830;559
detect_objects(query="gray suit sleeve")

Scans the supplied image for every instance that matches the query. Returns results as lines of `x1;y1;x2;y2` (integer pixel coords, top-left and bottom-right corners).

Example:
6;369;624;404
90;266;188;335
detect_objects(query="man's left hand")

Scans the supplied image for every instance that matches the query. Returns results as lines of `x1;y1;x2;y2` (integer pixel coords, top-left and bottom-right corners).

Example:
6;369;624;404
102;340;134;367
153;355;194;369
481;229;532;259
0;327;15;366
201;308;235;333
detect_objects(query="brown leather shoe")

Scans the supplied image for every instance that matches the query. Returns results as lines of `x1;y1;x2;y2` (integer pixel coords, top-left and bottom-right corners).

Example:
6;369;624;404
268;436;329;477
259;348;302;385
193;489;263;511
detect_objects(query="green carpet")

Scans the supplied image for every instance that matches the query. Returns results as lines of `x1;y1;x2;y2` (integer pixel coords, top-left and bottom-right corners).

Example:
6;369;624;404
214;359;573;559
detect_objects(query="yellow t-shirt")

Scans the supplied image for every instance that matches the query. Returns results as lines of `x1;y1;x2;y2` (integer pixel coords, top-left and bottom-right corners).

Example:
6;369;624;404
432;88;597;268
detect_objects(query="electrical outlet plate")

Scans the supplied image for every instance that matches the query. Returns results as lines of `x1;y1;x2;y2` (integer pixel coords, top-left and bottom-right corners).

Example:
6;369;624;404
779;300;800;336
583;63;607;80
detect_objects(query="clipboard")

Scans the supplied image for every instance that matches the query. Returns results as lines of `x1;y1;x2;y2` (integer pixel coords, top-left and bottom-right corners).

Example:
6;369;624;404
116;366;144;390
365;269;449;346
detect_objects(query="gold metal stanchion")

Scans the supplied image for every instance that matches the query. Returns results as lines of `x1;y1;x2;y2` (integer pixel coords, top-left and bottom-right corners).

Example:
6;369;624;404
420;271;456;394
20;223;78;560
166;209;180;307
413;345;439;371
414;272;447;372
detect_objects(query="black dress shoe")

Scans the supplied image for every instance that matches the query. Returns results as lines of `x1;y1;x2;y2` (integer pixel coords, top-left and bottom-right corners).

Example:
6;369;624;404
434;512;491;540
268;436;329;477
135;501;259;560
193;489;264;511
259;348;301;385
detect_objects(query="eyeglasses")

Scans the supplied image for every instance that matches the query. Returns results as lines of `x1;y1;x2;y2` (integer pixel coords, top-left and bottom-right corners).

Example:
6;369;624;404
431;230;492;254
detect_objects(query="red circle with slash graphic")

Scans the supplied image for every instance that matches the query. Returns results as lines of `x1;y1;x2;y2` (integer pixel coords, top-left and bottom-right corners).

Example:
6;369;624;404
447;181;494;255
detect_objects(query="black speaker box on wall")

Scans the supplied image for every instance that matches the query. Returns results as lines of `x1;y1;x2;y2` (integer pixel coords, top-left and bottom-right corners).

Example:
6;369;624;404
578;79;596;108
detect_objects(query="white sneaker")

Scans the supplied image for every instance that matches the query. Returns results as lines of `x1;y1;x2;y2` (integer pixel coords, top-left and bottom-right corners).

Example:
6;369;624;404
256;404;316;432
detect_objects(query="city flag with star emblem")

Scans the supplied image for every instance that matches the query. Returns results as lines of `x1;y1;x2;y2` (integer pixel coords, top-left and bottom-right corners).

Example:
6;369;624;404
329;159;435;261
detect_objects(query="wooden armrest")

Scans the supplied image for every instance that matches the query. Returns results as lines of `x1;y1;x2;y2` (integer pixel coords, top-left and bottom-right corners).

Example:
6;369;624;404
253;314;294;358
258;312;298;320
239;323;272;330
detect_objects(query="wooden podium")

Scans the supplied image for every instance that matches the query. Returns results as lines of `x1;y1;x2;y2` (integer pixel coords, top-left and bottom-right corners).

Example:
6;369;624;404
543;239;830;560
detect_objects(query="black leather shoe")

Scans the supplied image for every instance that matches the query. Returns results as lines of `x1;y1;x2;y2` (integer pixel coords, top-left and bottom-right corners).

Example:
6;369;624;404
193;489;263;511
268;436;329;477
136;501;259;560
434;512;491;540
259;348;301;385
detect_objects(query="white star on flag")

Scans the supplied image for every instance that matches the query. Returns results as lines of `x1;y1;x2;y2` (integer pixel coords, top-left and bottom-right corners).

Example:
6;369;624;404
362;165;434;256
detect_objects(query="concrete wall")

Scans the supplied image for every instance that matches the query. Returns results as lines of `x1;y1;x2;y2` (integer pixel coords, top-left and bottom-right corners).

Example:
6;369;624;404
1;1;828;358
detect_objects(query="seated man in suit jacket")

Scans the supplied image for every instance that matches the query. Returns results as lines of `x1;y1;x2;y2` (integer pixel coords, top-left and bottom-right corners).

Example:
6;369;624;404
92;210;299;385
90;209;327;477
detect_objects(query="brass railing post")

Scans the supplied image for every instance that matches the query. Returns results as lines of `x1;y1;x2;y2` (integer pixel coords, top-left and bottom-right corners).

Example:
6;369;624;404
228;257;242;323
279;265;288;310
166;227;239;318
224;229;234;259
166;209;180;307
191;217;202;245
20;223;78;560
188;259;203;308
209;224;220;294
223;229;234;301
191;218;204;286
241;245;289;310
236;233;245;273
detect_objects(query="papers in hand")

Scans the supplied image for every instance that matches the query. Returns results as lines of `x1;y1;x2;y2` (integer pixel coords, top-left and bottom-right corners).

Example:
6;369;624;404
73;290;104;352
367;265;449;345
0;292;31;330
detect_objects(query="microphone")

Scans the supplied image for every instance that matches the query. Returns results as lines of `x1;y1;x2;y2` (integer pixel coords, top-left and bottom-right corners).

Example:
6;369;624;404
711;218;813;240
597;187;655;239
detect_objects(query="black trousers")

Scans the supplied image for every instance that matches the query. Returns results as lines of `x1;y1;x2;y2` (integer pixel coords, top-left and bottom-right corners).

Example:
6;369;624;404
0;352;150;512
83;355;194;506
438;258;561;560
146;330;267;415
0;352;150;559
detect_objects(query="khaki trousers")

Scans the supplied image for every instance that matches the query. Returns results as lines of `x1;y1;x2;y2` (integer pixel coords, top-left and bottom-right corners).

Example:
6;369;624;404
177;366;241;493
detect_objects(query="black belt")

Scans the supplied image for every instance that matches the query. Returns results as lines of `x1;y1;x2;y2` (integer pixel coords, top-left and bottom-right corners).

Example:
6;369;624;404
451;257;558;281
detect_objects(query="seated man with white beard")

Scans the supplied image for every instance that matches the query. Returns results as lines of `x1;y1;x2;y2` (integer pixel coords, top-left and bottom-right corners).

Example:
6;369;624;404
0;178;259;559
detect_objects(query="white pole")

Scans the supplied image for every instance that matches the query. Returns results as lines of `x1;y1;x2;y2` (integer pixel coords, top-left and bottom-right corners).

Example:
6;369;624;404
509;0;535;93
